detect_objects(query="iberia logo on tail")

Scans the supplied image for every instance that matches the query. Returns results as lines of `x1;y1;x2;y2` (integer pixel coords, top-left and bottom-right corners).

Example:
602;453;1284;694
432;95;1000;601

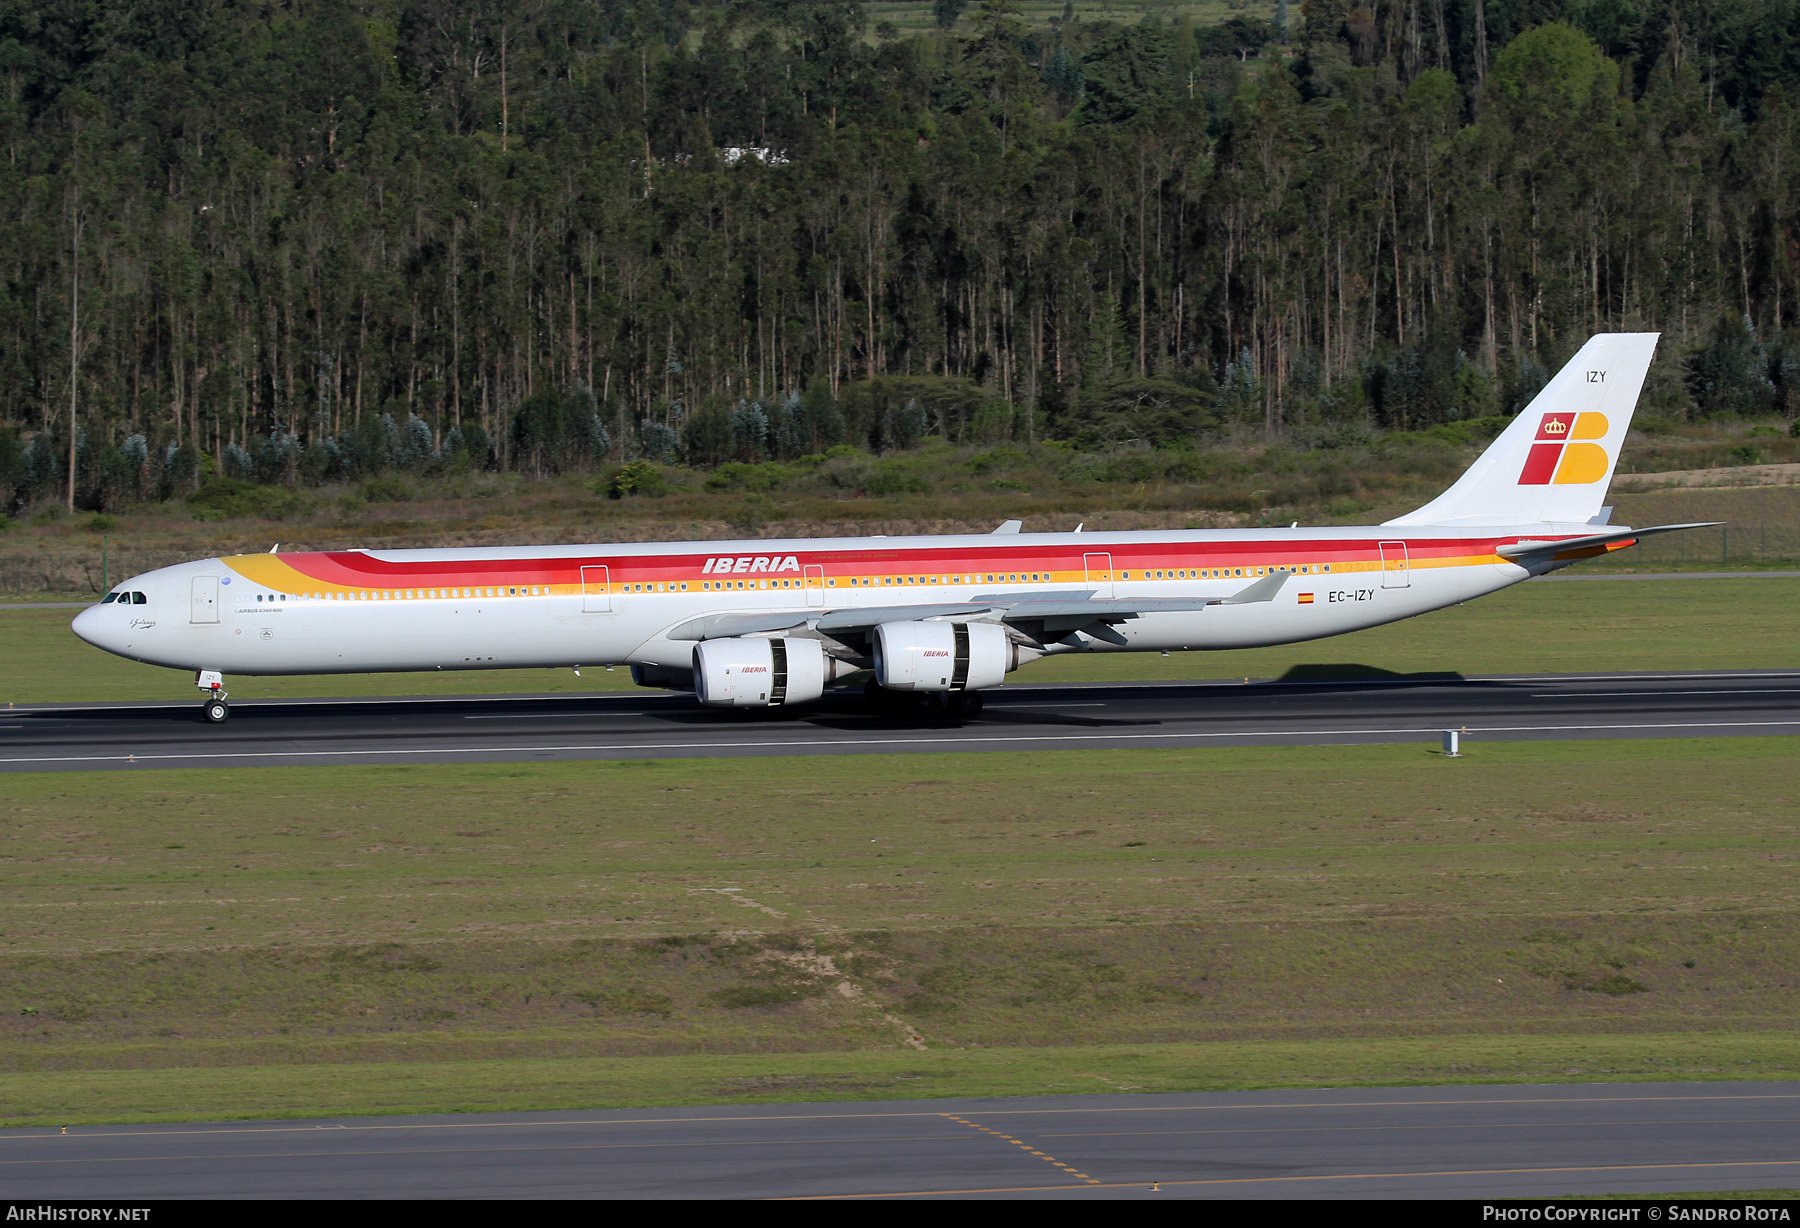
1519;412;1610;485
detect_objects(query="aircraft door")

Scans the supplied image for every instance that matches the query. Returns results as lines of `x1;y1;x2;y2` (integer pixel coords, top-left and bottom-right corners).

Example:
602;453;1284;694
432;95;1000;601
1379;541;1411;589
581;565;613;612
804;564;825;607
190;576;219;624
1084;553;1115;599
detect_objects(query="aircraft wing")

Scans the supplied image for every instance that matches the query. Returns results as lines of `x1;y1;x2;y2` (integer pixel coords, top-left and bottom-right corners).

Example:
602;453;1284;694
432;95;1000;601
1498;522;1720;563
664;571;1292;644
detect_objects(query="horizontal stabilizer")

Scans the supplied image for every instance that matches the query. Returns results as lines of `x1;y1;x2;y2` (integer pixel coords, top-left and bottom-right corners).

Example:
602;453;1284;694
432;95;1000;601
1498;522;1721;563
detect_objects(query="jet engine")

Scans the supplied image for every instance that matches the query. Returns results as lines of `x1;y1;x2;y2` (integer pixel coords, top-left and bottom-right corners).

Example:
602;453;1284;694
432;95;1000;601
872;620;1015;692
692;636;844;707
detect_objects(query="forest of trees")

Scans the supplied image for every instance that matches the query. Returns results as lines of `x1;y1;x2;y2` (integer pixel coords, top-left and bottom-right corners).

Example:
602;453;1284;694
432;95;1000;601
6;0;1800;509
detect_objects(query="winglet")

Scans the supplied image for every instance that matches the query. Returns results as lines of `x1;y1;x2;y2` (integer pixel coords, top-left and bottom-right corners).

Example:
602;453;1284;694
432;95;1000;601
1223;569;1292;604
991;519;1022;534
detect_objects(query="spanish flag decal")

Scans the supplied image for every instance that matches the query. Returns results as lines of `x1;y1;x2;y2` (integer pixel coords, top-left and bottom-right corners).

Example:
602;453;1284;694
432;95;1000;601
1298;592;1315;604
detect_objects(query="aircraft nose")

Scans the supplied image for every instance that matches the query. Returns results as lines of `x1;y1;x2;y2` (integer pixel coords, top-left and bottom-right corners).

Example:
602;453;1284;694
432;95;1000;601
71;604;112;650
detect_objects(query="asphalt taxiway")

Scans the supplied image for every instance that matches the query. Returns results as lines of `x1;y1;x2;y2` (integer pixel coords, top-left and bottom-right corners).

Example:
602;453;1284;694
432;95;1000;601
3;1082;1797;1199
1;668;1797;772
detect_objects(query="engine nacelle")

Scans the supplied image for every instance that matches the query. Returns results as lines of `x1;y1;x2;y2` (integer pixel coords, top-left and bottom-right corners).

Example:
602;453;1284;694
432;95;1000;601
693;636;835;707
873;620;1013;692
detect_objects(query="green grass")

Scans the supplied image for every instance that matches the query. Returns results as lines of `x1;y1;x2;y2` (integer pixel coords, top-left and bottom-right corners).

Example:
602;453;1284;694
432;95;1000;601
9;1033;1800;1127
8;576;1798;705
2;739;1797;1124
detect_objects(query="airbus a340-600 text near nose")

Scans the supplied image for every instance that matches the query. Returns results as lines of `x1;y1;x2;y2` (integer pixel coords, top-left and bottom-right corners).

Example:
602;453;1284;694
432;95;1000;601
73;333;1714;723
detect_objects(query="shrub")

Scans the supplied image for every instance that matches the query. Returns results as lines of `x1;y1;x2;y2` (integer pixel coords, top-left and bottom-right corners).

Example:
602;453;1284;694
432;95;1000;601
186;477;309;521
864;457;933;495
607;460;670;498
704;461;793;493
360;476;413;503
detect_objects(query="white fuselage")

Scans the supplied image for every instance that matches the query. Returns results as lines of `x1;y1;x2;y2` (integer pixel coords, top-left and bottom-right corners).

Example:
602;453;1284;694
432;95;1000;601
71;524;1560;683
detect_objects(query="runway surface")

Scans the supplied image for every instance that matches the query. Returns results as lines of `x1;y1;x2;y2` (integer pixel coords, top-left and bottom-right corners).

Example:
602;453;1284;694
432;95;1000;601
3;1082;1797;1199
2;668;1799;772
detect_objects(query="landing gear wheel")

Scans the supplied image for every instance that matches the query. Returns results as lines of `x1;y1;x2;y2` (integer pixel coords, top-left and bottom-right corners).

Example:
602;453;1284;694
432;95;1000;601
950;691;984;715
863;682;927;715
863;681;900;713
202;698;230;724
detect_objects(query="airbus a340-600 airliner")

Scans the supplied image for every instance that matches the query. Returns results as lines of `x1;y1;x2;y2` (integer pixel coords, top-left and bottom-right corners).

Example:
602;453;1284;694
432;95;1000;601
73;333;1713;723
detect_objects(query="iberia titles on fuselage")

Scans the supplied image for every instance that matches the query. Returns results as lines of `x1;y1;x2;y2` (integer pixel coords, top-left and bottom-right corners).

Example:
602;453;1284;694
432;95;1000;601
72;333;1716;722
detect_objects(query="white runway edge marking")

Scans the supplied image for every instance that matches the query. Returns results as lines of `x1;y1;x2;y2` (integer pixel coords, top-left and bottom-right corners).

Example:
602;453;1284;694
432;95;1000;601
5;719;1800;767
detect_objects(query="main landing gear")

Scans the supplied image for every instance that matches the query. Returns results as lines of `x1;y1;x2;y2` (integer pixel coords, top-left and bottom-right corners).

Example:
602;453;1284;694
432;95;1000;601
863;682;985;716
196;669;230;723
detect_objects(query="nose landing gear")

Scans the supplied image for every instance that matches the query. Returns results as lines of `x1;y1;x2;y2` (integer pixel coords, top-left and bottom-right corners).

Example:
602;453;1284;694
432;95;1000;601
196;669;230;724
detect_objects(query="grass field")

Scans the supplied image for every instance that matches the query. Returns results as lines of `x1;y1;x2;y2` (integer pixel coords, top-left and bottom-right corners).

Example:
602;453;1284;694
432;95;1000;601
2;738;1797;1124
7;576;1798;706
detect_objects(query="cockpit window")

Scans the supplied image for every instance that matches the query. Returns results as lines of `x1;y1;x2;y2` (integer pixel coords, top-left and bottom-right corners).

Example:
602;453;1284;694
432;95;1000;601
132;592;147;604
101;592;118;604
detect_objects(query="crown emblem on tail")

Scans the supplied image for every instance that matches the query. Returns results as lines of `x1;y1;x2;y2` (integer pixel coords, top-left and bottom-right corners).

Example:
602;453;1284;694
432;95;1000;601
1542;418;1568;435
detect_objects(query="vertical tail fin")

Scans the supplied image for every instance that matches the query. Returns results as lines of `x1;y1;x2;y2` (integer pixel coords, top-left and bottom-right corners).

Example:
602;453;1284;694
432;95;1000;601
1385;333;1659;527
